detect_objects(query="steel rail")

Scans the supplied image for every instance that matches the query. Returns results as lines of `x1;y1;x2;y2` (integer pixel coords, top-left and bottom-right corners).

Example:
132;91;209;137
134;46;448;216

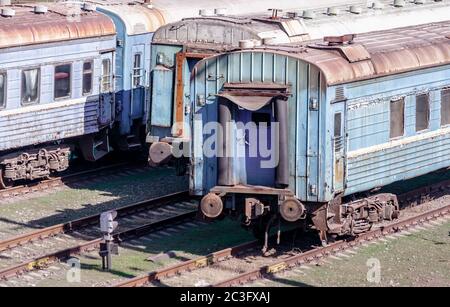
212;204;450;287
115;204;450;288
0;191;189;252
0;204;197;280
115;240;260;287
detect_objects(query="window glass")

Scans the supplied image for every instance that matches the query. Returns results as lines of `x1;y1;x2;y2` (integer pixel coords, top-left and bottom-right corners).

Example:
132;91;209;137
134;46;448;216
101;59;111;93
334;113;342;137
133;53;142;88
416;94;430;132
440;89;450;126
54;64;71;99
0;73;5;108
82;61;93;95
22;68;40;105
390;98;405;139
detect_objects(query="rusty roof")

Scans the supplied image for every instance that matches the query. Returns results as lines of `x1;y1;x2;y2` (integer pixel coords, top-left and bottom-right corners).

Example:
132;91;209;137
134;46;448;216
0;3;115;49
250;21;450;85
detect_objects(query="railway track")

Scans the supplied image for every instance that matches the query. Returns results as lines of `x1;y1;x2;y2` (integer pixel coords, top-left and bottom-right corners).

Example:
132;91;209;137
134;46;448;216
0;191;199;281
0;161;143;201
116;204;450;288
115;177;450;287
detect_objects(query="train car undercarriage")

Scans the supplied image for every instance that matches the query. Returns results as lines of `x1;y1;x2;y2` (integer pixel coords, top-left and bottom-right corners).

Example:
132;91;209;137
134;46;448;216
200;186;400;253
0;145;71;189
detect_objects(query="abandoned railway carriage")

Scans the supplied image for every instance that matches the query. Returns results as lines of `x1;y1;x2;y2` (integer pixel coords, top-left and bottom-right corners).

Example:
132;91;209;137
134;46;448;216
147;0;450;166
1;0;327;188
192;22;450;246
0;3;116;188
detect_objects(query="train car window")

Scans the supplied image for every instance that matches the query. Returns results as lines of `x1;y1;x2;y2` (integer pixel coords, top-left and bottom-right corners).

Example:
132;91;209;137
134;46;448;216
390;98;405;139
0;73;5;108
54;64;71;99
133;53;142;88
334;113;342;137
251;112;271;127
416;93;430;132
101;59;112;93
82;61;93;96
440;89;450;126
21;68;40;105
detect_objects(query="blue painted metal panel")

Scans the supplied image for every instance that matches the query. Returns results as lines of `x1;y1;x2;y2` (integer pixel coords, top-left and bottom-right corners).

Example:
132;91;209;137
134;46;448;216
97;7;152;136
0;99;98;151
0;35;115;153
191;51;330;202
344;65;450;196
151;65;174;127
191;51;450;203
346;130;450;194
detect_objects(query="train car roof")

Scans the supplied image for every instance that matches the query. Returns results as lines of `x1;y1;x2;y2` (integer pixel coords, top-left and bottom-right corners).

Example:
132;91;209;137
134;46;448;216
78;0;363;36
148;0;362;23
197;21;450;86
154;0;450;49
81;0;164;34
0;3;115;49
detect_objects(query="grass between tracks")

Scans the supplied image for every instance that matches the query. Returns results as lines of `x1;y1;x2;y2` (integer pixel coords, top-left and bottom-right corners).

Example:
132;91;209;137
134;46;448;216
257;220;450;287
35;218;254;287
0;167;188;240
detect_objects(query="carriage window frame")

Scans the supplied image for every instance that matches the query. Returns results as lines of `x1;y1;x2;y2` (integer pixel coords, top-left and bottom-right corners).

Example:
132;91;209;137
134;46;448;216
440;88;450;127
101;59;112;93
390;97;405;139
0;72;6;109
82;61;93;96
21;67;41;106
54;63;72;100
132;53;143;88
415;93;430;132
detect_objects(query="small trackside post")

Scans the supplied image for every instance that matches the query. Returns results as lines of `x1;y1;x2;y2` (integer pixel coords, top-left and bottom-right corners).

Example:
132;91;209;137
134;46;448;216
99;211;119;271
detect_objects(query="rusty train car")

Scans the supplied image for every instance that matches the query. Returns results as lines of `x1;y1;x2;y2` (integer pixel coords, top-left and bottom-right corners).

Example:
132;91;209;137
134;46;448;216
147;0;450;169
1;0;346;187
0;2;117;188
190;22;450;248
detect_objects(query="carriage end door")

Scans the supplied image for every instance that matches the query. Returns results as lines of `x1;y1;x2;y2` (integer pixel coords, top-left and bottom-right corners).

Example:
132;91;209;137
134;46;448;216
332;102;346;193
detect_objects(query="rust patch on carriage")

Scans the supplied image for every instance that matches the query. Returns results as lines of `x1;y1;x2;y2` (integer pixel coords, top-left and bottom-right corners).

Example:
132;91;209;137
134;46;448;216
243;22;450;85
0;3;115;49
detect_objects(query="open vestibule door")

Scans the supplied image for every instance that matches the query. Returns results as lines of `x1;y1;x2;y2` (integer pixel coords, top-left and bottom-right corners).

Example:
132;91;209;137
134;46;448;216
216;83;290;189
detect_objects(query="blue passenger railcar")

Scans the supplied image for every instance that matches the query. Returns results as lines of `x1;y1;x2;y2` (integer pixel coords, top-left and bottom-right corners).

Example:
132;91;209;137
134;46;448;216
91;1;163;150
190;22;450;244
147;0;450;167
0;3;116;187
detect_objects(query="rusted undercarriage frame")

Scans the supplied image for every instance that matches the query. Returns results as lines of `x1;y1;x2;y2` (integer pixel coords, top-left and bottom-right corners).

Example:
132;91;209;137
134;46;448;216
208;185;296;252
306;193;400;245
208;185;400;246
0;145;71;187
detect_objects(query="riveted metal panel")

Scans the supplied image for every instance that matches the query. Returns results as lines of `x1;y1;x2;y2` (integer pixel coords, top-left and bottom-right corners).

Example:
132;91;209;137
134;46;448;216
0;99;98;151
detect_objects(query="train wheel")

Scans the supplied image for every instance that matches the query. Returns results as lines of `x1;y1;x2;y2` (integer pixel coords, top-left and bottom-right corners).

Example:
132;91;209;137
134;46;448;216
0;168;13;189
200;193;223;219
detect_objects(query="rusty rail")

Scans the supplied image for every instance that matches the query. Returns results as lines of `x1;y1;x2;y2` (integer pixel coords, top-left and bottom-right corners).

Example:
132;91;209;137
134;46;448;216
0;202;197;280
212;204;450;287
0;191;189;252
114;202;450;287
116;240;260;287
